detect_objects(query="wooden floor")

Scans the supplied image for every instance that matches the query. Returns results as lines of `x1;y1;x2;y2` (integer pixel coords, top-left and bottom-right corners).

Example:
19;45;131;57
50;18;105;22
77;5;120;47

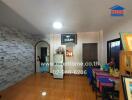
0;73;96;100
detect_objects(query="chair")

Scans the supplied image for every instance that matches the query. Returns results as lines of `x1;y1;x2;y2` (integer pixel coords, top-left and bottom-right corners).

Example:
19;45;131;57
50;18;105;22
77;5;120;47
87;67;93;84
96;78;115;100
101;85;115;100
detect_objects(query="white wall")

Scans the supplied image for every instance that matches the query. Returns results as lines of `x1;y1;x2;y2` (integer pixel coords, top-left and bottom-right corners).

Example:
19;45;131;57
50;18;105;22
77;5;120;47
48;18;132;74
103;19;132;64
49;32;103;74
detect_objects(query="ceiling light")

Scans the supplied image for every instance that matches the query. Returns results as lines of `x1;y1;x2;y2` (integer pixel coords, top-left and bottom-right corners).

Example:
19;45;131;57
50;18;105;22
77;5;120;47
41;91;47;96
53;22;63;29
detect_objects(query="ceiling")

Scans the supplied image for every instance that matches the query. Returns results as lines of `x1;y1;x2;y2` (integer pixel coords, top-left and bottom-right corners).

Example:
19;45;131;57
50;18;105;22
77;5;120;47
1;0;132;37
0;1;42;36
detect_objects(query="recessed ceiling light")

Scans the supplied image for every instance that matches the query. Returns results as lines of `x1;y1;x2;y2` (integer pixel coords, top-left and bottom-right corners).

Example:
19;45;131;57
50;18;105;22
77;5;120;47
53;21;63;29
41;91;47;96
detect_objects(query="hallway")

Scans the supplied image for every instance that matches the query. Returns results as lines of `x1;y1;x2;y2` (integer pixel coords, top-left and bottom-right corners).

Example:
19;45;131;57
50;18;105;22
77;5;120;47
1;73;96;100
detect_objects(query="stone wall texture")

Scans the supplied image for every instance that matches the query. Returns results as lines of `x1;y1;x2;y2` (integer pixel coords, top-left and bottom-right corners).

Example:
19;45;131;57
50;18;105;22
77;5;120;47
0;26;37;90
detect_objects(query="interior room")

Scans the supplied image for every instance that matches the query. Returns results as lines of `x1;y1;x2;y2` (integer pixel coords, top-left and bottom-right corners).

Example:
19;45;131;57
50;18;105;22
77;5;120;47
0;0;132;100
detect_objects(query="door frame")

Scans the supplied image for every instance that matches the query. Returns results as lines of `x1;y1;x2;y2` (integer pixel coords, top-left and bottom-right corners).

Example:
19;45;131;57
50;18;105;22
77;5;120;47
35;40;50;73
41;47;47;63
107;38;122;63
107;38;123;69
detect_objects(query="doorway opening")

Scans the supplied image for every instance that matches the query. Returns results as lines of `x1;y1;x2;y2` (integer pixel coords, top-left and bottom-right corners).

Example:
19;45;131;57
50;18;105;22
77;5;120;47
35;41;50;73
41;47;47;63
107;38;122;69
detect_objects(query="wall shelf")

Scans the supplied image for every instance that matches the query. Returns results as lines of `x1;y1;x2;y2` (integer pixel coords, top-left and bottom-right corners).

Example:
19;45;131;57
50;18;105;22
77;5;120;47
119;51;132;100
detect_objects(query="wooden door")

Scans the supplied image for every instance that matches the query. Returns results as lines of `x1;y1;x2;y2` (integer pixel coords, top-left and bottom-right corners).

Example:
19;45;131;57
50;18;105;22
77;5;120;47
82;43;98;73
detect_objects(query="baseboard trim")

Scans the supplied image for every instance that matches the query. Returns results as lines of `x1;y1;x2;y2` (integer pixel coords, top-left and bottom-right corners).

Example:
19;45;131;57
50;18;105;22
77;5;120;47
64;73;84;76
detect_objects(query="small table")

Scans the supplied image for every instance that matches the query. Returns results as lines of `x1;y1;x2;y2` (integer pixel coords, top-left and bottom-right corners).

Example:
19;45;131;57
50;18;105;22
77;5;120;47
92;69;119;91
98;77;114;93
97;77;115;99
92;69;109;79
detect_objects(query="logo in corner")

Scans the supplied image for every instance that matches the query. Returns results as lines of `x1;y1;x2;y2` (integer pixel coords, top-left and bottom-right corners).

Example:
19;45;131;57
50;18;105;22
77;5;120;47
110;5;125;16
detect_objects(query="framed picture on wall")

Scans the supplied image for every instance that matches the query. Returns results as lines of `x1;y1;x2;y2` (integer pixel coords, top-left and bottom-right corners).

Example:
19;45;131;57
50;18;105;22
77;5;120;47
66;47;73;57
121;75;132;100
61;34;77;44
120;33;132;51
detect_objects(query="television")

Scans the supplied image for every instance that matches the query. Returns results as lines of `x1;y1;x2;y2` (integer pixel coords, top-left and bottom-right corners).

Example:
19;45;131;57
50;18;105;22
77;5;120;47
61;34;77;44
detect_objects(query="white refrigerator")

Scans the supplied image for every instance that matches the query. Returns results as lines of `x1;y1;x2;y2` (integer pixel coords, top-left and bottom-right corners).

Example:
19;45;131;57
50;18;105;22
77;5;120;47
53;54;64;79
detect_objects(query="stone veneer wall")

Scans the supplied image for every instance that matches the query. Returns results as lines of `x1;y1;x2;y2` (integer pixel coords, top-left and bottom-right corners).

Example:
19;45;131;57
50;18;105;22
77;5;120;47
0;26;37;90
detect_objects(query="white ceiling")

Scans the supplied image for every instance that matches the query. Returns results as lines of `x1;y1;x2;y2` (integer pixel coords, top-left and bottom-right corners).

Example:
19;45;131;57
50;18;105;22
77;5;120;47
1;0;132;37
0;1;42;35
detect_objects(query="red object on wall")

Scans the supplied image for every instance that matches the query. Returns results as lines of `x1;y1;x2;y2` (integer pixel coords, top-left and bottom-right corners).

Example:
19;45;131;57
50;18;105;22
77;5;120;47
66;47;73;57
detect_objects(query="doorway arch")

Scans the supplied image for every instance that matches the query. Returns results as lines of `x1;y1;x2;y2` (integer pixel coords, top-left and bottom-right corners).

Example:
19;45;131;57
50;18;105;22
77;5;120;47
35;40;50;73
